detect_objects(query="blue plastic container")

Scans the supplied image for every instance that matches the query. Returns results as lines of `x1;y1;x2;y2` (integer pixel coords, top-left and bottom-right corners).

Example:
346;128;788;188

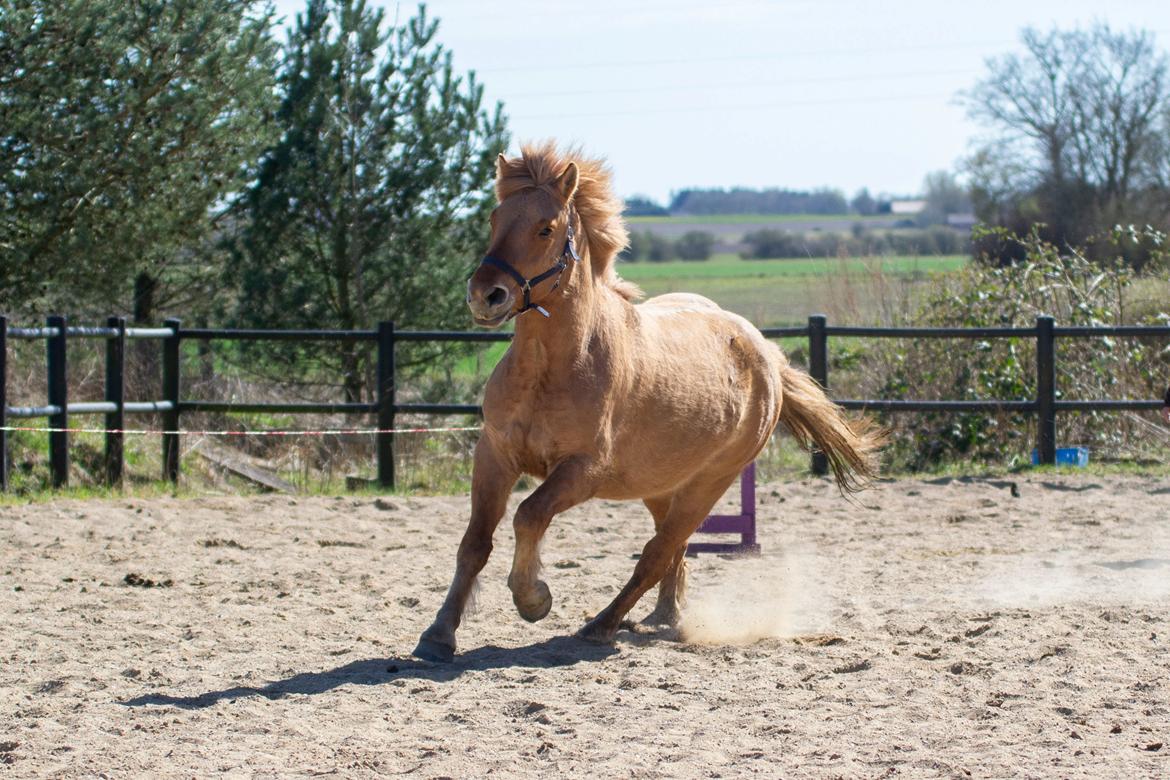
1031;446;1090;467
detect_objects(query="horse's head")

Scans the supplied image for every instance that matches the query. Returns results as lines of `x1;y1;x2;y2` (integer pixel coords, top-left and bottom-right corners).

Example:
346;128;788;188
467;155;579;327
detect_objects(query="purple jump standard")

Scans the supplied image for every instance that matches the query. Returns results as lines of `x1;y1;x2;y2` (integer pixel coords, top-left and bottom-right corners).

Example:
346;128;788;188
686;462;760;556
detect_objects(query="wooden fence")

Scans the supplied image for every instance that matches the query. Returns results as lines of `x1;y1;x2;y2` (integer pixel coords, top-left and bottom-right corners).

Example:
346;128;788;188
1;314;1167;492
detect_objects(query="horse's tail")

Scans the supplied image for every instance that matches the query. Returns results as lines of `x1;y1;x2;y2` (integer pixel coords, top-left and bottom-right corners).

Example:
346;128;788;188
777;361;885;494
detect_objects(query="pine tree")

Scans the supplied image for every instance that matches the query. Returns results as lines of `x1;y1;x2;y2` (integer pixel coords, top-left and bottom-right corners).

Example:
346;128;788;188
229;0;507;401
0;0;279;318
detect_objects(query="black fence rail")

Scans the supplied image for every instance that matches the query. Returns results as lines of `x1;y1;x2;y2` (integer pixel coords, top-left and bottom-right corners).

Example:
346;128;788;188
796;316;1169;475
1;314;1167;492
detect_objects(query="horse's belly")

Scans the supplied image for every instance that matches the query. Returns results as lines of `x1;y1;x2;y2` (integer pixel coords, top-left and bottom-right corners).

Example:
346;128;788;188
603;333;781;490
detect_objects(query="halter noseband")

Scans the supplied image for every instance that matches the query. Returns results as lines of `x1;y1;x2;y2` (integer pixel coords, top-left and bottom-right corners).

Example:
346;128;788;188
477;207;581;319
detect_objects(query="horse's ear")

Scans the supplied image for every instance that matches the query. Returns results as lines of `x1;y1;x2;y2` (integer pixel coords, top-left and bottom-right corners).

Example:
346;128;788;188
554;162;579;201
497;153;508;173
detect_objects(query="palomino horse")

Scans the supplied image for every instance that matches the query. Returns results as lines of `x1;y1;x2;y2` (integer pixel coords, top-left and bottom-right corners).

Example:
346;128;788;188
413;142;882;663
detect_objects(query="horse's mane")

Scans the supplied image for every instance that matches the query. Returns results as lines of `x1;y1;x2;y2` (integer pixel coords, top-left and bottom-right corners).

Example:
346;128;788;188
496;141;642;302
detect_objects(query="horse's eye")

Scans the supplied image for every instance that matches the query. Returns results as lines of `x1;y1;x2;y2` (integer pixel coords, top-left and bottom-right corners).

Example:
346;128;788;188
538;226;553;238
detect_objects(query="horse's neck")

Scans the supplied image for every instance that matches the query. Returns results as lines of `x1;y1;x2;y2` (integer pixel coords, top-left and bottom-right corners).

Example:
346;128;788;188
511;257;620;376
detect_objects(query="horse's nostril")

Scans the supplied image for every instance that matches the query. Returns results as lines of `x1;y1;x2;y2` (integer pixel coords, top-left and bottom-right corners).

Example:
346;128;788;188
486;286;508;307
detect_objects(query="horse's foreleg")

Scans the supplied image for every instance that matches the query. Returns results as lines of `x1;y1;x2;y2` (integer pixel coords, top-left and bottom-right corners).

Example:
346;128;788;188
640;496;687;628
508;456;596;623
414;441;516;663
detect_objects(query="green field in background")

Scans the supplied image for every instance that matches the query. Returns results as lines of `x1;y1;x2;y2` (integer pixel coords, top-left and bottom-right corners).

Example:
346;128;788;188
621;254;965;327
625;214;898;226
617;253;965;281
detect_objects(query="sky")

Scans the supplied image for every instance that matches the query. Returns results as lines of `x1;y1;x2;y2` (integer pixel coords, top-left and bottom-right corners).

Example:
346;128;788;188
271;0;1168;203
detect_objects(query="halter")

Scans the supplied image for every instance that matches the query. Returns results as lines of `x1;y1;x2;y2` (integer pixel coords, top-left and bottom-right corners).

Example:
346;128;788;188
477;206;581;319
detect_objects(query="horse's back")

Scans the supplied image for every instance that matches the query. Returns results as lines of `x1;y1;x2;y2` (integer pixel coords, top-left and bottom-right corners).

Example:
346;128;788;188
637;293;776;360
599;292;782;494
640;292;723;313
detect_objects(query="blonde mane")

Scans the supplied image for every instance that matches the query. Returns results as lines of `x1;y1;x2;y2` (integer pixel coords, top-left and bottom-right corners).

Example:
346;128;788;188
496;141;642;302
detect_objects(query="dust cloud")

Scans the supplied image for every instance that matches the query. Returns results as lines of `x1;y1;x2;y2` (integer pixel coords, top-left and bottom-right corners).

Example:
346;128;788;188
678;548;835;645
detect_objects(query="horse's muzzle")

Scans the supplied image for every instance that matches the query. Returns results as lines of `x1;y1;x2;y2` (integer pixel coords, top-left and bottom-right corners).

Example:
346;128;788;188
467;277;513;327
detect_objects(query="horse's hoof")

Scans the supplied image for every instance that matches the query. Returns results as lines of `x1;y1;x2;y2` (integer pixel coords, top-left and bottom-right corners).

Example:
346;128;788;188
576;619;617;645
412;637;455;664
513;580;552;623
639;606;681;628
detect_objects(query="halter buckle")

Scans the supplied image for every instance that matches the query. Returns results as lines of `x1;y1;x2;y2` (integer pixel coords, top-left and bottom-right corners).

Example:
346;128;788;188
565;224;581;262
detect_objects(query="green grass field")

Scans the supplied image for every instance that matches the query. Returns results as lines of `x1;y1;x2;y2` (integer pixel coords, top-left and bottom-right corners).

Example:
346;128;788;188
618;253;965;327
625;214;897;226
617;253;964;281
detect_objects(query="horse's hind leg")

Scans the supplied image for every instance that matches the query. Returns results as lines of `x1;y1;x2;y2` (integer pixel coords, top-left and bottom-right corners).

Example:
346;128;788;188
508;456;597;622
579;472;737;644
639;495;687;628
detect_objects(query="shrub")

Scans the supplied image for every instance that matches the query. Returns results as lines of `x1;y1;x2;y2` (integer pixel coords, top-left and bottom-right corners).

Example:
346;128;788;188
742;227;970;259
741;229;804;259
619;231;652;262
864;227;1169;468
675;231;714;261
646;233;675;262
619;230;677;262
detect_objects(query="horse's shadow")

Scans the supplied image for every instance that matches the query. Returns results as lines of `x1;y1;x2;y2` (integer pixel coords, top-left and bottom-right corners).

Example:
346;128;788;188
121;634;621;710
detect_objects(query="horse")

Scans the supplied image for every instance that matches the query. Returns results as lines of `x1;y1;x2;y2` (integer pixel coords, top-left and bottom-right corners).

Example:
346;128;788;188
413;142;883;663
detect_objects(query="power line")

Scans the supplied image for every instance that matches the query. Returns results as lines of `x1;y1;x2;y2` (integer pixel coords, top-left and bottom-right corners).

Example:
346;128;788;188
477;39;1020;74
472;28;1170;74
504;67;980;100
511;91;955;121
428;0;787;25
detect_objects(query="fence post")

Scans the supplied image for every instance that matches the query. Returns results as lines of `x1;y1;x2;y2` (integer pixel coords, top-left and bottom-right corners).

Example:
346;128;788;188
162;318;181;483
105;316;126;487
808;314;829;476
47;314;69;488
0;315;8;492
1035;315;1056;465
377;321;396;490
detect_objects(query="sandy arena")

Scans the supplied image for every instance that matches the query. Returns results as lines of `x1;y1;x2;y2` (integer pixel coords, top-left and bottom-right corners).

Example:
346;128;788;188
2;473;1168;778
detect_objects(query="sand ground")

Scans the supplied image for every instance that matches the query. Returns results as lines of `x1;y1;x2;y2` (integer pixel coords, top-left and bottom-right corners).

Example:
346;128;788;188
2;473;1168;778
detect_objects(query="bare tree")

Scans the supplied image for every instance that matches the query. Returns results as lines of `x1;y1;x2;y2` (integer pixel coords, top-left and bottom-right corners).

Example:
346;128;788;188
965;28;1080;190
1067;28;1168;215
961;25;1170;261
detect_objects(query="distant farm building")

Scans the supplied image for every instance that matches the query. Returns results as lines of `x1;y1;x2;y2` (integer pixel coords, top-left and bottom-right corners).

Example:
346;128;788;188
890;199;927;215
946;213;978;230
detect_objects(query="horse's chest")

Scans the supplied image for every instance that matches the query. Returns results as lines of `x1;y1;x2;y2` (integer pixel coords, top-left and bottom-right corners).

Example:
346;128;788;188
496;410;577;478
484;384;589;477
484;347;603;477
